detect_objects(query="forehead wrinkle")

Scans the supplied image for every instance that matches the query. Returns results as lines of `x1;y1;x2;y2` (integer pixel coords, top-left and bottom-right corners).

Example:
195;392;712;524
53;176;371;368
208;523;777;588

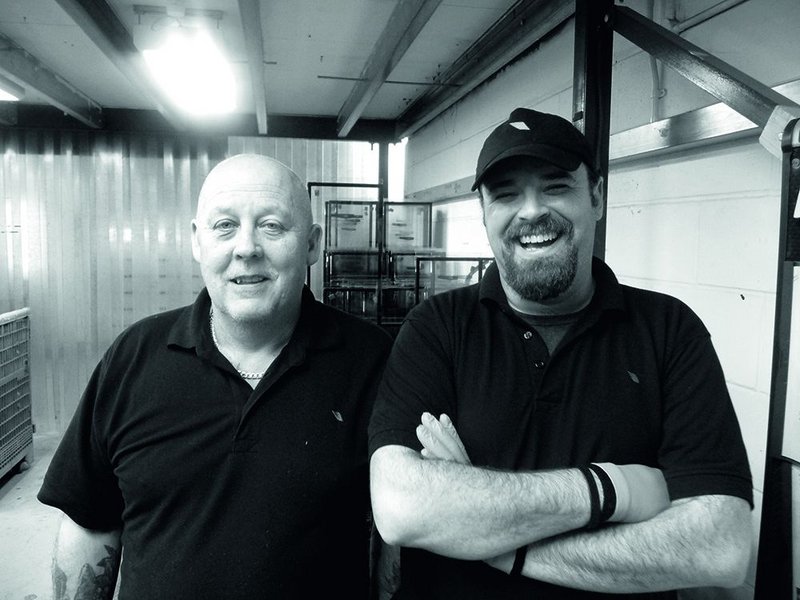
196;165;312;226
198;191;312;228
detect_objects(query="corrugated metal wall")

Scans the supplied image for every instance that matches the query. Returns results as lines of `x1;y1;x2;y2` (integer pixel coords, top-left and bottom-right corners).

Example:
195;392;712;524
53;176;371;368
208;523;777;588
0;129;226;433
0;129;378;434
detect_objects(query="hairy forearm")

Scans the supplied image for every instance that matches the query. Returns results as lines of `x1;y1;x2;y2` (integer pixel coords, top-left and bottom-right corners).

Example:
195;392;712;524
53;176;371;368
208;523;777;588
53;514;121;600
490;495;753;593
370;445;591;559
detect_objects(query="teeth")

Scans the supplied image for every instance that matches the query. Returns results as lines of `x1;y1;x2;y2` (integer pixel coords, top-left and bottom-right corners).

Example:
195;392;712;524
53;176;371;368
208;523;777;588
233;276;266;284
520;232;557;245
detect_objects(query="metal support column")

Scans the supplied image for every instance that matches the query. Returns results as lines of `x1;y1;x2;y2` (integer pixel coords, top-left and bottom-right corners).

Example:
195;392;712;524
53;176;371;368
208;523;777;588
376;142;390;326
572;0;614;259
754;117;800;599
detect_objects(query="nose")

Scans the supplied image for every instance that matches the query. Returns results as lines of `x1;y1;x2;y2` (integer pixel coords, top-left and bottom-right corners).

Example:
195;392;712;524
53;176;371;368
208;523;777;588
233;226;264;259
516;188;549;221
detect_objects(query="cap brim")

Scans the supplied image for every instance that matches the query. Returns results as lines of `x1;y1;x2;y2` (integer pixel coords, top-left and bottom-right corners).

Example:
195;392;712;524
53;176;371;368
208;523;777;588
471;145;583;191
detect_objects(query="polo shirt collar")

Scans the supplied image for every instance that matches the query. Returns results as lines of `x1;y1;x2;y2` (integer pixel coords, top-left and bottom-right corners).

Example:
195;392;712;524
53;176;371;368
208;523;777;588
478;257;626;317
168;286;340;361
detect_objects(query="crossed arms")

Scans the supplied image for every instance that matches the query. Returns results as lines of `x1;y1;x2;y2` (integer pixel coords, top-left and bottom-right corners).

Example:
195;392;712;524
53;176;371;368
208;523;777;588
370;413;753;594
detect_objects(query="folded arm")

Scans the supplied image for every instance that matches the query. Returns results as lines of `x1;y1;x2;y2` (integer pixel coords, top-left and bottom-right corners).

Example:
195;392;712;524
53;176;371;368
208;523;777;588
415;413;752;592
52;513;121;600
489;494;752;592
370;442;593;560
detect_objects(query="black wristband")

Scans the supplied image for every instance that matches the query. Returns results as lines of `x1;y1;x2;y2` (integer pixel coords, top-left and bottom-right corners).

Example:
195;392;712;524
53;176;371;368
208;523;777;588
510;545;527;577
579;466;601;529
588;463;617;523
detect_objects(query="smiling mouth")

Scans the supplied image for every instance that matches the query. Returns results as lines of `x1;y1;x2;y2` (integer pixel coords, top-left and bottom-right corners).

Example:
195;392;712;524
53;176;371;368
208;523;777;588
231;275;269;285
518;231;559;250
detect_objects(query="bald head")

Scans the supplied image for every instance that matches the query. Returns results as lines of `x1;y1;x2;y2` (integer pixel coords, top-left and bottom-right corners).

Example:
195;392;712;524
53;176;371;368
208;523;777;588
197;154;313;228
191;153;322;327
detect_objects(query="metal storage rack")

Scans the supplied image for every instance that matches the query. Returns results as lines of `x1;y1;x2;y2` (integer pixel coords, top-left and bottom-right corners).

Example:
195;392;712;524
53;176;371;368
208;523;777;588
0;308;33;481
414;257;494;304
319;191;438;332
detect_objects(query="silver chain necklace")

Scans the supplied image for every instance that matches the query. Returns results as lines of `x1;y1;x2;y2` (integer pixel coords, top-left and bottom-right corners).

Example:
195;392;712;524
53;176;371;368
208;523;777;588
209;307;264;380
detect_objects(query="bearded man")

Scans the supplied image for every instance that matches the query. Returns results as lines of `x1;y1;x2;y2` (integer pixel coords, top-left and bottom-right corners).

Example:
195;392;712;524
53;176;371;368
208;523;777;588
368;108;753;599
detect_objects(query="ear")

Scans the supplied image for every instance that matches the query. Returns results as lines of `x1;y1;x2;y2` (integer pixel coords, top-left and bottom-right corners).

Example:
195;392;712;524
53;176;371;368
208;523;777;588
191;220;201;263
477;188;487;226
591;176;605;221
306;224;323;267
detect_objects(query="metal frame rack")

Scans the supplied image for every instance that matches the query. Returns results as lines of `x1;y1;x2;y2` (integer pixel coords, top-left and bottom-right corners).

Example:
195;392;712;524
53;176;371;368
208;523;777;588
0;308;33;481
314;182;435;333
414;256;494;305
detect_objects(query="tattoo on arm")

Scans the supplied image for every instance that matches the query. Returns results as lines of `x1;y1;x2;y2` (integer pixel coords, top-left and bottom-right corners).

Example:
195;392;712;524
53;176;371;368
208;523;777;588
53;544;121;600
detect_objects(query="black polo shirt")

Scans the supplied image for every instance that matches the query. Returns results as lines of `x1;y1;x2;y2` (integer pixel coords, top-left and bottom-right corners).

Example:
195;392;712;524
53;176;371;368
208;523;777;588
369;259;752;599
39;288;392;599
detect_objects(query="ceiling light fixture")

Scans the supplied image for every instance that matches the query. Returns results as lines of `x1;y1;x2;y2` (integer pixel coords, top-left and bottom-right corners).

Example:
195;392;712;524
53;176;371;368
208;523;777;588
134;6;235;117
142;28;236;116
0;74;24;102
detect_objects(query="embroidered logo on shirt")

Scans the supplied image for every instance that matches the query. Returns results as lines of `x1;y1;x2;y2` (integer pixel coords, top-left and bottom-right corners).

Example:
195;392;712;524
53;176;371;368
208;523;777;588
627;371;640;384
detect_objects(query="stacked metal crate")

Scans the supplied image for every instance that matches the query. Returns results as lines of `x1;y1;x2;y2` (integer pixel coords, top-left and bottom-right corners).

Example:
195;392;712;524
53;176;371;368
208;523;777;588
0;308;33;480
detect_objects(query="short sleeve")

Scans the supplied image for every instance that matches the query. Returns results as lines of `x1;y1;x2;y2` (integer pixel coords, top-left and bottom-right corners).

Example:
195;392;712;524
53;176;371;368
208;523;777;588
368;303;458;456
38;353;125;530
658;314;753;506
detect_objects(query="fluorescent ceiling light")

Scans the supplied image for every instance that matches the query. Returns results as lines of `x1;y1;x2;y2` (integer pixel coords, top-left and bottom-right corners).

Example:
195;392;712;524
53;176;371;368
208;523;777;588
143;28;236;116
0;74;24;102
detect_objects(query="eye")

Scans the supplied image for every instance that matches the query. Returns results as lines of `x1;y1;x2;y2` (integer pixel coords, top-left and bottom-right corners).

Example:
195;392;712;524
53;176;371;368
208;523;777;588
543;182;571;194
490;189;518;202
212;219;237;234
259;220;285;235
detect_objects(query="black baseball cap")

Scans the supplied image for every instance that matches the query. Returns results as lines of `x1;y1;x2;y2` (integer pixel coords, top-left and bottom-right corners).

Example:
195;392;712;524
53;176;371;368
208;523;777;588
471;108;595;191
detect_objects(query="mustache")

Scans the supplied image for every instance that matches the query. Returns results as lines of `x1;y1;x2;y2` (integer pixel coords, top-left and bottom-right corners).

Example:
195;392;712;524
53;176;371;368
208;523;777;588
503;215;572;241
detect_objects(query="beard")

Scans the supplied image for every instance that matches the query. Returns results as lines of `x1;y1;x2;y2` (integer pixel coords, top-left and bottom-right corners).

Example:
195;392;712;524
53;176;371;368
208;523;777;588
498;216;578;302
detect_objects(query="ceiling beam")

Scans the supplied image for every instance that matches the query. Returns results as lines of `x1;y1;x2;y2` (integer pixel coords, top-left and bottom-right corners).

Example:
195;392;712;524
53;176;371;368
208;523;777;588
10;105;399;142
613;5;796;128
238;0;268;135
53;0;188;130
396;0;574;139
0;32;103;128
336;0;443;138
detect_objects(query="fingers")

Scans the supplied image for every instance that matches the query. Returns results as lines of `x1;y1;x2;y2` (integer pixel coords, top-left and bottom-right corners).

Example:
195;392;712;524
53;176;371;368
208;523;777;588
416;422;453;461
439;414;470;464
416;412;471;465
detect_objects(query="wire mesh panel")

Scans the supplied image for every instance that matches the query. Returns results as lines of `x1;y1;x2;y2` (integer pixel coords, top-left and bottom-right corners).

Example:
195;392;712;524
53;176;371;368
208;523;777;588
0;308;33;480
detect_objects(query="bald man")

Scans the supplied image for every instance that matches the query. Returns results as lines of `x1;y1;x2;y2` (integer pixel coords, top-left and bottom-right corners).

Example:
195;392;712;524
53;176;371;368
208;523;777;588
39;155;393;600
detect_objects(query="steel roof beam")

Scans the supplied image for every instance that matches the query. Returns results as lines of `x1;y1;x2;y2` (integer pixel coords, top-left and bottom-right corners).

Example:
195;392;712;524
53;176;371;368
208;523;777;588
336;0;443;138
613;5;797;128
238;0;268;135
396;0;574;139
0;32;103;128
54;0;188;130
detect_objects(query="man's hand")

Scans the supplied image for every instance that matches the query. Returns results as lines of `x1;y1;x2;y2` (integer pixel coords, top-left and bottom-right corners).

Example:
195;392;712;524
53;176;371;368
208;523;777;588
416;412;471;465
416;412;519;570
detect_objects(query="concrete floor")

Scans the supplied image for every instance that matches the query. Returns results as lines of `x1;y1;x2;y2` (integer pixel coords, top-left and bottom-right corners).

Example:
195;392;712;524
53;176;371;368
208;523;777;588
0;433;63;600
